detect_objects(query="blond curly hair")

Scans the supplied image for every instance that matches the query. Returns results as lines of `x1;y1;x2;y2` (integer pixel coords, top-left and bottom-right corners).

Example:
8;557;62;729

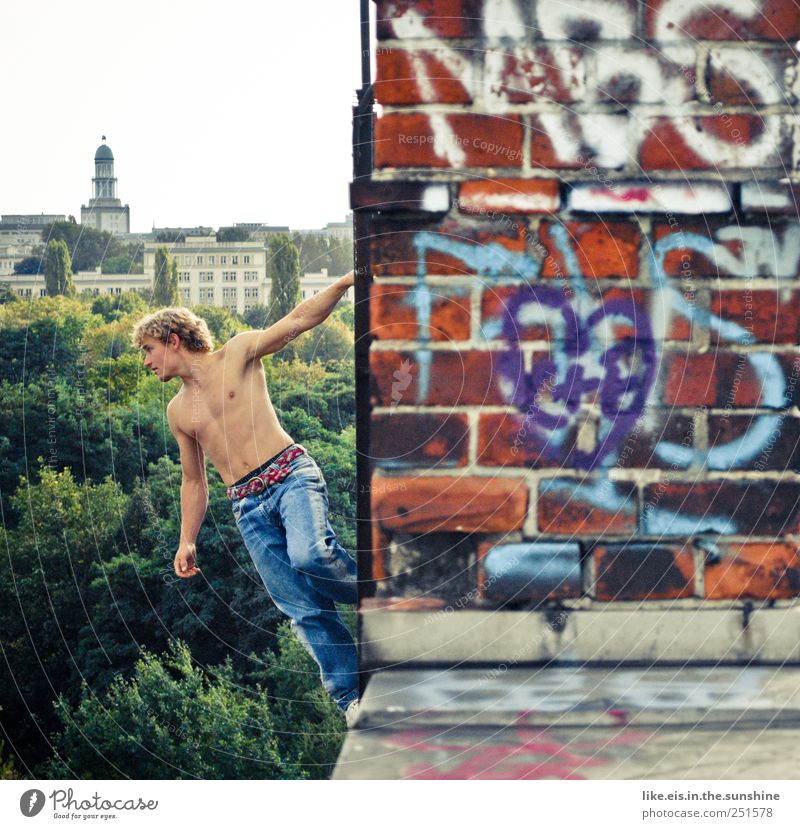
131;307;214;353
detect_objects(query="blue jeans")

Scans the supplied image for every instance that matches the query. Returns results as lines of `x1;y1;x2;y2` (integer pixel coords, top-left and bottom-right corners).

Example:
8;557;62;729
230;447;358;711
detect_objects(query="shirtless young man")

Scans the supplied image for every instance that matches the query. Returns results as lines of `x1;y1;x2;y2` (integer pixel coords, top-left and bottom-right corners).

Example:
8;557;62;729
131;270;360;724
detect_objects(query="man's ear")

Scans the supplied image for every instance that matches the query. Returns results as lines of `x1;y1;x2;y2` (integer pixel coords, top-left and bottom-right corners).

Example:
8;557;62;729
168;333;181;349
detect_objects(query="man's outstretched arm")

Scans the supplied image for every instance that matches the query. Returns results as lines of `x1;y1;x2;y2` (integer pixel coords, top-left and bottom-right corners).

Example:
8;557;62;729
228;270;354;362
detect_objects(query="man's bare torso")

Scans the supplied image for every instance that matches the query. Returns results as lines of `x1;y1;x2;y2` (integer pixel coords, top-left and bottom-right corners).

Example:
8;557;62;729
167;347;293;486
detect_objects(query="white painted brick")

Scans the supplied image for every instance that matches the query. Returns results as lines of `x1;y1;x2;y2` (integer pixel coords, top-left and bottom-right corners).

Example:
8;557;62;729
568;182;732;214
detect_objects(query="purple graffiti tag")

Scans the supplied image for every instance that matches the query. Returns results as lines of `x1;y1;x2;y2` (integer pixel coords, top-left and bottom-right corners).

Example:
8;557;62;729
497;287;657;470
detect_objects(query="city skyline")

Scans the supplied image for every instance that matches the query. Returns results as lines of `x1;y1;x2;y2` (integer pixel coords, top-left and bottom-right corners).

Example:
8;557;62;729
1;0;368;232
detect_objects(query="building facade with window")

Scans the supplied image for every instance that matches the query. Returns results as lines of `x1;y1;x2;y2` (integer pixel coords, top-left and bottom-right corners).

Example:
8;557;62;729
143;235;268;315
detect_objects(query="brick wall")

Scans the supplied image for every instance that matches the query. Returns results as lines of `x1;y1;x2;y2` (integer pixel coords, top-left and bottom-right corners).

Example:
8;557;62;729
353;0;800;612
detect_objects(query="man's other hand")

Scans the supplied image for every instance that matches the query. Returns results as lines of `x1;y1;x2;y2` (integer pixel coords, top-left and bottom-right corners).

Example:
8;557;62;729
175;543;201;578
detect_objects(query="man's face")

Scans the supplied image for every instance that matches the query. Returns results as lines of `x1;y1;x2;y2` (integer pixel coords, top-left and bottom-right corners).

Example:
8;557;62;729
140;334;180;381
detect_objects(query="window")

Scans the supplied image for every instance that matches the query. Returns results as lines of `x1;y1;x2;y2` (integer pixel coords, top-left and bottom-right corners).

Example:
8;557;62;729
184;256;191;266
196;255;204;265
244;304;252;312
199;271;214;282
220;255;227;265
181;288;191;301
222;271;238;282
180;271;191;282
224;304;237;313
244;270;258;281
223;287;238;299
243;255;250;264
244;287;259;299
208;255;215;265
232;255;238;265
39;288;47;297
199;287;214;302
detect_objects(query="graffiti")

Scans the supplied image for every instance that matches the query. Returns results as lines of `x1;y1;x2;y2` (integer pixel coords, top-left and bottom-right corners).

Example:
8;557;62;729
382;0;795;167
496;285;657;469
403;221;792;534
385;720;650;779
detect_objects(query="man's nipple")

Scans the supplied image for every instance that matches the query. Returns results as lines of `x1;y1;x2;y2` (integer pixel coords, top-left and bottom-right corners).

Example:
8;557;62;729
228;391;235;399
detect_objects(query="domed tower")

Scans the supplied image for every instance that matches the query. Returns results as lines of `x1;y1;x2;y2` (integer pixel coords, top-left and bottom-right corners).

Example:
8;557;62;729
80;136;130;234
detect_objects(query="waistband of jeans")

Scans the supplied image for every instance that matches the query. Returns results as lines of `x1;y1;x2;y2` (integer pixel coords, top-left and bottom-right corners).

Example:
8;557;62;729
227;443;307;500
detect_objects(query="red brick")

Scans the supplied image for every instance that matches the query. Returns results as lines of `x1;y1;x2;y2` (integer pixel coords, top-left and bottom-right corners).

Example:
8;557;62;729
530;114;583;169
718;352;777;407
642;481;800;536
593;544;695;600
477;413;576;468
611;411;697;471
484;46;586;103
375;48;473;105
458;179;560;214
371;523;391;581
596;46;695;103
707;415;800;472
371;412;469;467
654;220;800;280
639;116;788;170
376;0;484;39
350;180;451;212
661;352;720;406
371;471;529;534
538;478;638;534
644;0;800;41
369;216;528;276
710;289;800;345
661;351;800;409
706;48;795;105
540;221;640;279
639;117;720;170
705;542;800;600
375;113;523;169
481;288;569;341
370;349;507;407
370;283;471;341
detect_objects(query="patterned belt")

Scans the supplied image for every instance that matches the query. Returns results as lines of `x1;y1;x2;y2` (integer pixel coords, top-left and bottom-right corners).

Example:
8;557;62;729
227;444;306;500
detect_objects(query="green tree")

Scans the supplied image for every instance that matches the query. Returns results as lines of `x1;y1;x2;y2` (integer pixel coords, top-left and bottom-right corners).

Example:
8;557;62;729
267;234;301;326
0;468;126;766
0;739;19;779
243;303;270;329
41;221;124;273
90;290;148;323
332;300;355;330
152;245;179;306
189;304;244;346
216;227;251;243
250;618;348;776
44;239;75;296
294;317;353;363
13;255;43;275
42;640;300;779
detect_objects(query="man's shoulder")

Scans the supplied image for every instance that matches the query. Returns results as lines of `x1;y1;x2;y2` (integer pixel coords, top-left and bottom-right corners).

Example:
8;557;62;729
166;390;185;422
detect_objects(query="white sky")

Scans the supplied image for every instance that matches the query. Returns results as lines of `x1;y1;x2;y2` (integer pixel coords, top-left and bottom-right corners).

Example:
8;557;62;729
1;0;370;232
